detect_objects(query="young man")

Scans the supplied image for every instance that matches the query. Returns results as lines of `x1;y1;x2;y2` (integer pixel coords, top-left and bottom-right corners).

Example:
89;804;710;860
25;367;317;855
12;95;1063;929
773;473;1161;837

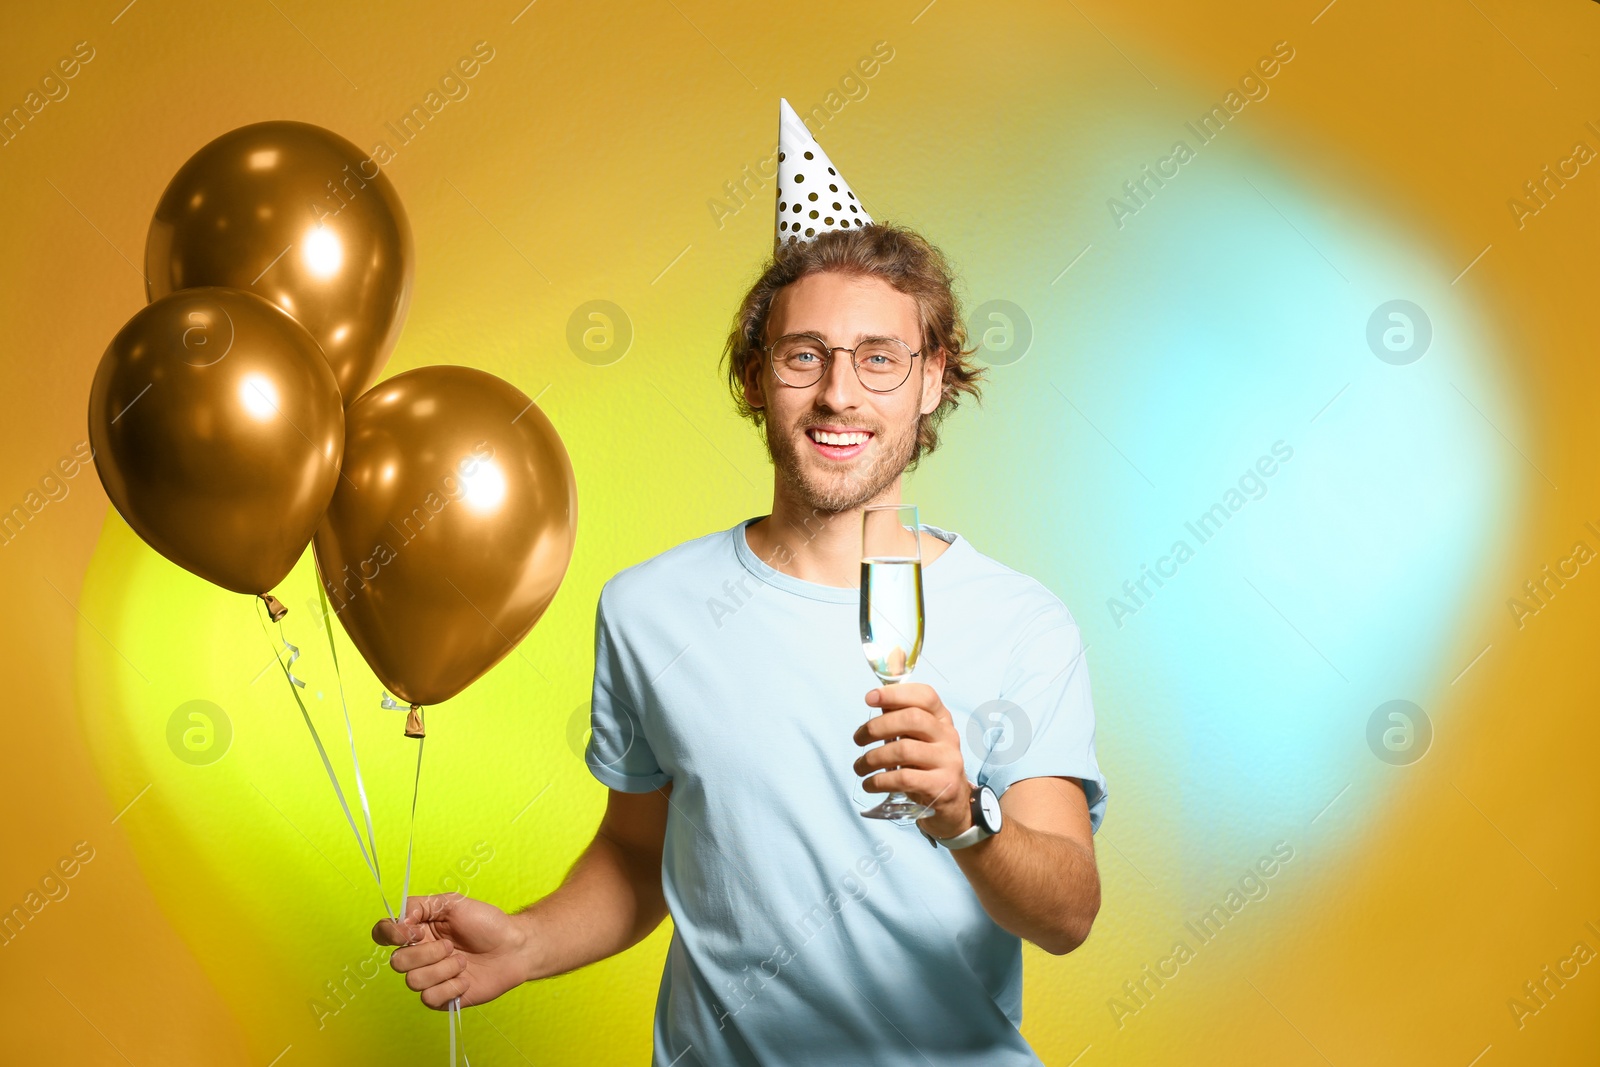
373;102;1107;1066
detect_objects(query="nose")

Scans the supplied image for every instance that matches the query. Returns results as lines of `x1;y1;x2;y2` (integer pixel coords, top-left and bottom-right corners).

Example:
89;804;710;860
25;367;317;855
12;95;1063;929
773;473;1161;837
818;348;865;410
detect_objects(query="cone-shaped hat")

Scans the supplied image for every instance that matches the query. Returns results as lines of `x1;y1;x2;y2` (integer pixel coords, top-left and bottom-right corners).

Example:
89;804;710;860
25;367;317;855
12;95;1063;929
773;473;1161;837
776;98;872;251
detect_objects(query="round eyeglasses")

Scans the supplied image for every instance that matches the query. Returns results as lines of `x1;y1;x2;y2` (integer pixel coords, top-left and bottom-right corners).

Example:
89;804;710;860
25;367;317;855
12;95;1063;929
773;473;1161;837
764;333;922;392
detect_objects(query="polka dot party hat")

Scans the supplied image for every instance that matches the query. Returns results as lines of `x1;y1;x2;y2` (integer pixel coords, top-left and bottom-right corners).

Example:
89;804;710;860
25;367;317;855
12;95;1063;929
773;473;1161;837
776;97;872;251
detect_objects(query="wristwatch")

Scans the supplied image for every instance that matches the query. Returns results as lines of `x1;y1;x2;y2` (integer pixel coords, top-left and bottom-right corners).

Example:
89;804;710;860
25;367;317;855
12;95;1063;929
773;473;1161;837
920;782;1003;850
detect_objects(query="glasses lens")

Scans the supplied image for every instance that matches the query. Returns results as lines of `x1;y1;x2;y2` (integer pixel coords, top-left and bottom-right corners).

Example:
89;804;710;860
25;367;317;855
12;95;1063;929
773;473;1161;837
773;336;828;385
856;339;913;390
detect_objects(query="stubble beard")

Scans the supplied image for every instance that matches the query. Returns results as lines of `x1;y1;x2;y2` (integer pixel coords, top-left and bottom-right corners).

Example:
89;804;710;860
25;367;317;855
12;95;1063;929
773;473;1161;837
764;413;920;514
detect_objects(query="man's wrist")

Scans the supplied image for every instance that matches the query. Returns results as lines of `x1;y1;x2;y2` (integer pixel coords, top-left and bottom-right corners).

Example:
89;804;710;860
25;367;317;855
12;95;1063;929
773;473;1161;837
925;779;978;839
511;906;546;983
920;781;1003;849
931;809;975;839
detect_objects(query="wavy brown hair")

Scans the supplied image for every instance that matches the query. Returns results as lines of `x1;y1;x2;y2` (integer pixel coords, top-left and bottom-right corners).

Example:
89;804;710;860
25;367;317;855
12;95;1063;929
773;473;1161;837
720;222;986;471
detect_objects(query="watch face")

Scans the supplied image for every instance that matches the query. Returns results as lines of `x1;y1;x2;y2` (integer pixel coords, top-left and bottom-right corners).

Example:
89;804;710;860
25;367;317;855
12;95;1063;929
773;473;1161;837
978;786;1002;832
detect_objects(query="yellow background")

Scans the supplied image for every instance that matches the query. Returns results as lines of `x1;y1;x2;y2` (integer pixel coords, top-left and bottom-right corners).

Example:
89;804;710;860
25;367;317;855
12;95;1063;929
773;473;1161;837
2;1;1597;1064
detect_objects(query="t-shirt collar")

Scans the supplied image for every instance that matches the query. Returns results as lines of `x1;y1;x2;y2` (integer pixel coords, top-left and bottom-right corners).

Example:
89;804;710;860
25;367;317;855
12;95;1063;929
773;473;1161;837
731;514;965;604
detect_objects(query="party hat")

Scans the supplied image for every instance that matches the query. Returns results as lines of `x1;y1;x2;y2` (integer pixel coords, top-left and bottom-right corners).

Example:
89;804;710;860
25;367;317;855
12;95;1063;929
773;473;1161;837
776;98;872;251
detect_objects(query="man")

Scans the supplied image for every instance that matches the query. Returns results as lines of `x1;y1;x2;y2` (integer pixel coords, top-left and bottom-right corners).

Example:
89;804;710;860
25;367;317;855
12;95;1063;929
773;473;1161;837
374;101;1107;1066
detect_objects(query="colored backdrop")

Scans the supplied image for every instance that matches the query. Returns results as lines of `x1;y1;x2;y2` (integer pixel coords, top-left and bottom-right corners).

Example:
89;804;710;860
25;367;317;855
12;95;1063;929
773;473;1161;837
2;1;1596;1064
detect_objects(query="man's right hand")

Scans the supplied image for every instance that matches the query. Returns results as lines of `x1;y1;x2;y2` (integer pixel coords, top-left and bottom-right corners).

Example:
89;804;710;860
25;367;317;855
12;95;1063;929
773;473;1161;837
372;894;530;1009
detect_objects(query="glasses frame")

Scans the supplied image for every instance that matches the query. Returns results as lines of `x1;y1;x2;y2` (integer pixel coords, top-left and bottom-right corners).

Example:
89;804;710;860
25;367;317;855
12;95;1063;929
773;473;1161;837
763;332;923;393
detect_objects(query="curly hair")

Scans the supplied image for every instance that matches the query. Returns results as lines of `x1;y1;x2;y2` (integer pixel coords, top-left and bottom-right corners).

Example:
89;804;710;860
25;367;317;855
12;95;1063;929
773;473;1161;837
719;222;986;471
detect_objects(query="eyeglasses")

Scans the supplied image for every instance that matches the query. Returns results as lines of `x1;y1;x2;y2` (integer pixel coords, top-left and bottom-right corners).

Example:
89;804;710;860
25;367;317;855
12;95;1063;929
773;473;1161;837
763;332;922;392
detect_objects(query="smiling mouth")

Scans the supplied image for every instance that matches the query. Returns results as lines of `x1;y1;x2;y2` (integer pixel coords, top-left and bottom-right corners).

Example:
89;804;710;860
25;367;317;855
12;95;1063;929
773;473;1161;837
805;426;873;461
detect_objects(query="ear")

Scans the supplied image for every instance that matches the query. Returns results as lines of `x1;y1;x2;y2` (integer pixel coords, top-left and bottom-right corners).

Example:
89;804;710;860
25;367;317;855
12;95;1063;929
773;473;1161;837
743;354;766;412
919;347;947;416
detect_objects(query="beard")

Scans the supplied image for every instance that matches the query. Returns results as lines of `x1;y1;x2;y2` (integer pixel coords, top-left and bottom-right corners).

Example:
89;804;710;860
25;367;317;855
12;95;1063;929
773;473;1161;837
763;411;920;513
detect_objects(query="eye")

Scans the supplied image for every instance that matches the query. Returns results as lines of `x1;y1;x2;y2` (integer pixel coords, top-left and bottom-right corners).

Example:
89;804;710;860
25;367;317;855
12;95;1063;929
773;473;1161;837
780;338;829;363
857;340;909;366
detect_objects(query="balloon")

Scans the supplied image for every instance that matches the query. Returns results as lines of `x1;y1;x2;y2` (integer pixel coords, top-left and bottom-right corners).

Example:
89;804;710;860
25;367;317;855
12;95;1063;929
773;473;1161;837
145;120;413;405
87;287;345;596
313;366;577;707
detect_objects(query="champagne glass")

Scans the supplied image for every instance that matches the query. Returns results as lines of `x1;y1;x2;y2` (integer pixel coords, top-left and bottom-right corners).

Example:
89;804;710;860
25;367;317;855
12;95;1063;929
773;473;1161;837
859;503;934;821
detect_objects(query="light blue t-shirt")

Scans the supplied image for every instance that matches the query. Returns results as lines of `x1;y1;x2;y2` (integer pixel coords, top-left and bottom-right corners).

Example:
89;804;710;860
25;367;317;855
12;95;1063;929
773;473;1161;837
586;515;1107;1067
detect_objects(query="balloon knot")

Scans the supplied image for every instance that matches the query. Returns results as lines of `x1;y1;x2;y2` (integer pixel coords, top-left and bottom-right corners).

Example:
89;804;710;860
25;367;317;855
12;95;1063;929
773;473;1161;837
260;593;288;622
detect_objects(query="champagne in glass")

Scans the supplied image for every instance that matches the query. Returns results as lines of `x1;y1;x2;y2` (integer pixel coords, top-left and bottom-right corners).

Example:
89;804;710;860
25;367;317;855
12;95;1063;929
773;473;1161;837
859;504;934;821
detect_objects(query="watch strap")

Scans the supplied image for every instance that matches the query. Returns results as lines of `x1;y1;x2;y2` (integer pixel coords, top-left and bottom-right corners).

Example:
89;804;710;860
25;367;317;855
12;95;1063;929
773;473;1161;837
920;782;997;850
929;821;991;850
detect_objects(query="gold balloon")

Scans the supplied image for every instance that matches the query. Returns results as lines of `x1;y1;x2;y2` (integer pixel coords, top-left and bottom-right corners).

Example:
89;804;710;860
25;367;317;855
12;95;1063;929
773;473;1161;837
313;366;578;707
145;120;413;405
87;287;345;595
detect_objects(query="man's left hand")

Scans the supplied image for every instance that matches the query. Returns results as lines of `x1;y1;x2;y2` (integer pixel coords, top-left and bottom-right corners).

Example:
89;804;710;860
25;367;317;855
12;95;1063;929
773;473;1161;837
852;683;972;840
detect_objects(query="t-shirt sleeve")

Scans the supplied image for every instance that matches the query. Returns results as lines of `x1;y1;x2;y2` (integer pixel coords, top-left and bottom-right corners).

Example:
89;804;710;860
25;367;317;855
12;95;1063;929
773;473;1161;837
585;586;672;793
975;611;1107;834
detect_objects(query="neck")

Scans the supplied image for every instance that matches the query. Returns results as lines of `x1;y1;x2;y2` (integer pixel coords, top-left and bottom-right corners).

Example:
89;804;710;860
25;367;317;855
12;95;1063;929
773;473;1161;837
748;476;904;588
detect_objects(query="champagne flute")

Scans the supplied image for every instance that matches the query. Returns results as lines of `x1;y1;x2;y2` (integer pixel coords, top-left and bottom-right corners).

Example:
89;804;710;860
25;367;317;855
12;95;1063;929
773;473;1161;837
859;503;934;821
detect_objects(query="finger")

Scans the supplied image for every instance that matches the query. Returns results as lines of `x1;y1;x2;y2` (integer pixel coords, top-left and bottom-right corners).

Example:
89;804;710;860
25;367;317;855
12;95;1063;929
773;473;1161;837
408;893;458;925
861;767;939;798
373;899;431;946
854;708;941;746
867;682;937;712
404;950;466;993
372;916;410;947
420;973;471;1010
854;738;942;776
870;683;956;728
392;939;454;974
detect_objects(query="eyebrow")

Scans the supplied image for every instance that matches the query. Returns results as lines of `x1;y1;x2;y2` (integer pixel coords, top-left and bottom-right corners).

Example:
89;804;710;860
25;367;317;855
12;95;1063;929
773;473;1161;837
781;330;899;343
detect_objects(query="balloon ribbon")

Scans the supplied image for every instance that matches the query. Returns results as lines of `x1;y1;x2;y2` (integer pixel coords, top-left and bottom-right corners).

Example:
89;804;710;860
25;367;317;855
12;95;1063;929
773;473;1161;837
257;585;450;1060
449;995;470;1065
255;594;394;919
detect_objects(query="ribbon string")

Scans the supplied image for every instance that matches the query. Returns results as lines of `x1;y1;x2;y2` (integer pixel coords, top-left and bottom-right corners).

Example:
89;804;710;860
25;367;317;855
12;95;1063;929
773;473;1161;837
395;710;442;1065
254;587;447;1062
449;996;471;1066
400;708;424;935
315;580;385;902
255;597;395;919
281;636;307;689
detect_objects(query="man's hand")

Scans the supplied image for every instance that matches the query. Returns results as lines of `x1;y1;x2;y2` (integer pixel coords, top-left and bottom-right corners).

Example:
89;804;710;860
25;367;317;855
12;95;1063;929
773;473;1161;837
852;682;973;839
372;894;530;1009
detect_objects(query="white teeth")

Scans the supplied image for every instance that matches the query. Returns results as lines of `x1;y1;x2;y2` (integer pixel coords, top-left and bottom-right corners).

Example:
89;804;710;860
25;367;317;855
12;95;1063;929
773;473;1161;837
810;429;869;446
